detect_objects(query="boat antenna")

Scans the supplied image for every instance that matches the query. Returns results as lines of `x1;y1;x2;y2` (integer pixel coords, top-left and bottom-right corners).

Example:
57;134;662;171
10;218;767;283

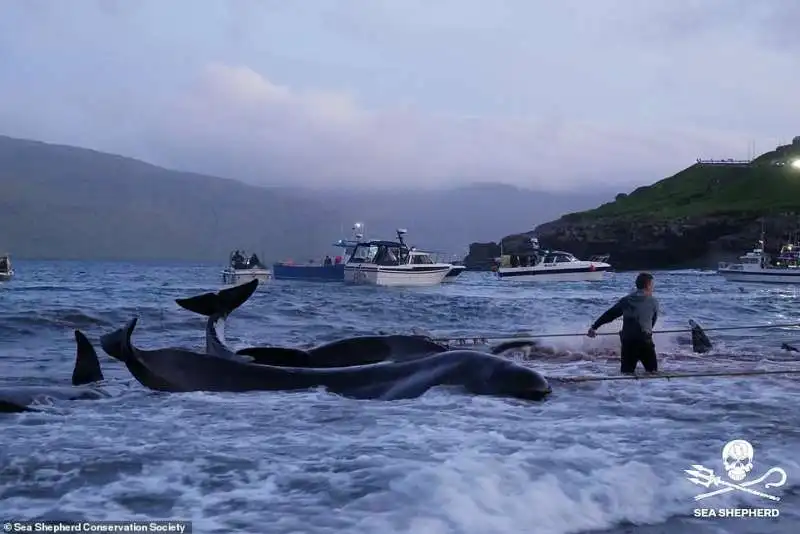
396;228;407;247
353;222;364;241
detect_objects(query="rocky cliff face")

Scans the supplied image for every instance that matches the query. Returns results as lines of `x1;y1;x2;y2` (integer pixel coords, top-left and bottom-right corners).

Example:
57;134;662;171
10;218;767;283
465;213;800;271
532;213;800;270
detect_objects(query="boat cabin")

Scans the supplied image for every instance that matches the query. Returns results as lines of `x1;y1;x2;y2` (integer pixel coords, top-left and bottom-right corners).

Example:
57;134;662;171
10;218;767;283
498;250;578;268
0;254;10;272
775;243;800;268
348;240;409;266
345;229;437;267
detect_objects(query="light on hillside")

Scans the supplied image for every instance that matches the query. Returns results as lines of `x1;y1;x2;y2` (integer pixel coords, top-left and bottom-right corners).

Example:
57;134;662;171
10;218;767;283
791;159;800;170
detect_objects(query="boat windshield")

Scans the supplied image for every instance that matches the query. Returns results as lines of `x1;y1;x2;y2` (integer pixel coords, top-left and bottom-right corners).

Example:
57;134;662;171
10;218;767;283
544;253;575;263
411;253;434;265
349;245;378;263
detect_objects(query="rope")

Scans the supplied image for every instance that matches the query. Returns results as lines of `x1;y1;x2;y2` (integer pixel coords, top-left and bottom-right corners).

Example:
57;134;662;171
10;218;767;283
432;321;800;345
552;368;800;383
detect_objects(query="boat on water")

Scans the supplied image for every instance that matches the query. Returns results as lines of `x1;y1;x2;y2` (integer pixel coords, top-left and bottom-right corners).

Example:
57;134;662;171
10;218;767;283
343;229;453;287
443;263;467;282
221;250;272;285
272;222;365;282
0;253;13;281
495;237;611;282
717;232;800;283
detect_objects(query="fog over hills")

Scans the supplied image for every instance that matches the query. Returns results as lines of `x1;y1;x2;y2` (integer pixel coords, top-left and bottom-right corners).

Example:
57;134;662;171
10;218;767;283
0;135;613;262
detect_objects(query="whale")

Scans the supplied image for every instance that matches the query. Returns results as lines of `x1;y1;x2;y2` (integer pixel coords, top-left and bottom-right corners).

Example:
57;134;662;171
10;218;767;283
99;317;552;401
0;330;108;413
174;279;450;367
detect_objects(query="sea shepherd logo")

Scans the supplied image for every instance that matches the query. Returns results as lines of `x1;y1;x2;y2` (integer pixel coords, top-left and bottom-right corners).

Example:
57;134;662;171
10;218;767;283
686;439;787;518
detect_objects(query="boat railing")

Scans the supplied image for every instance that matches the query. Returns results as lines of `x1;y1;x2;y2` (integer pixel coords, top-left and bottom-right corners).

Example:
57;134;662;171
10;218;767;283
589;254;610;263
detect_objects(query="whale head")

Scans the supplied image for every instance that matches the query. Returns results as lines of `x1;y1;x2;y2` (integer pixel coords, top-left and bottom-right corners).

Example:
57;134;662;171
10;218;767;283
458;354;551;401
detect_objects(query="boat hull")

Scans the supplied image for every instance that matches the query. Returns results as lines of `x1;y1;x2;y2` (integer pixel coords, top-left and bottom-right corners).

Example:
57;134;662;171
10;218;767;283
0;271;12;282
344;265;451;287
443;265;466;282
272;263;344;282
497;265;610;282
221;268;272;285
718;269;800;284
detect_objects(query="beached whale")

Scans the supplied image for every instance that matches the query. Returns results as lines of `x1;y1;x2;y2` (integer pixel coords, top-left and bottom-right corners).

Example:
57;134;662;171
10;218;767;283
175;279;450;366
99;317;551;401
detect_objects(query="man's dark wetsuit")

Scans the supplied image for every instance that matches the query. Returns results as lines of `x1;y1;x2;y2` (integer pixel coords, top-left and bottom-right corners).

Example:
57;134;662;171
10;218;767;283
592;289;660;373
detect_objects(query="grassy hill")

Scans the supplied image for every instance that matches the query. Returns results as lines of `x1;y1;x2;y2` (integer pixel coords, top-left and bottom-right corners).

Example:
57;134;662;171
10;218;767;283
562;140;800;221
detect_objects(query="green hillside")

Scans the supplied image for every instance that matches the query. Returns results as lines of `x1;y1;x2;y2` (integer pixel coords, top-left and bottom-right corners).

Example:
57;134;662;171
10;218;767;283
563;140;800;221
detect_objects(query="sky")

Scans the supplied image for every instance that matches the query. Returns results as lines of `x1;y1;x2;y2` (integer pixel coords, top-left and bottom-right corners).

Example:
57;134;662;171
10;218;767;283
1;0;799;192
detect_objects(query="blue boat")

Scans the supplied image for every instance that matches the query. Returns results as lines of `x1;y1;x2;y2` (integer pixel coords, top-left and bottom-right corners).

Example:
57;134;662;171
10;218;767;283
272;224;365;282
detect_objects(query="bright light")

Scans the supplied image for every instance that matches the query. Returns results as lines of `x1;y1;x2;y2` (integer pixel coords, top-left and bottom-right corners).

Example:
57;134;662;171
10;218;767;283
791;159;800;170
353;222;362;229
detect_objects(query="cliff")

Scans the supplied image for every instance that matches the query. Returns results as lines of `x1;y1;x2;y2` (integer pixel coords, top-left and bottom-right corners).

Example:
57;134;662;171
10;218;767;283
466;138;800;270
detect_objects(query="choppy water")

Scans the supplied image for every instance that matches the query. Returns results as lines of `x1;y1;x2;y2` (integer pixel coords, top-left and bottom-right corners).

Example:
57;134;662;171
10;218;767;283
1;261;799;534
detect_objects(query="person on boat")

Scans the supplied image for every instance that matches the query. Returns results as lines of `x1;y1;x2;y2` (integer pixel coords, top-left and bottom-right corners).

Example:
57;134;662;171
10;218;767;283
324;255;332;266
334;256;342;265
586;272;659;375
231;250;246;269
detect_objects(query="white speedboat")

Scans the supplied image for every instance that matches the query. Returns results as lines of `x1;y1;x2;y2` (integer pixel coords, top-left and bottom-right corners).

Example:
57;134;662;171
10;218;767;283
0;253;13;281
221;250;272;285
718;235;800;284
343;229;452;287
495;238;611;282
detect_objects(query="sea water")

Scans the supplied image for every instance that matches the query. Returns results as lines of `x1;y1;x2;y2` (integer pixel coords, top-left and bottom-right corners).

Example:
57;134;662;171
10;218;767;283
1;261;798;533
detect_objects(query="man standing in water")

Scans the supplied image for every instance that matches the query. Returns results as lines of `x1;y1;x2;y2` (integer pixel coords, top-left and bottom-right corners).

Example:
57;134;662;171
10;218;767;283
586;272;660;374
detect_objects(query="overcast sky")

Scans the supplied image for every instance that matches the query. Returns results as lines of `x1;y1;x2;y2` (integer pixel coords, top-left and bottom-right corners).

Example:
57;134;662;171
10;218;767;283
1;0;798;191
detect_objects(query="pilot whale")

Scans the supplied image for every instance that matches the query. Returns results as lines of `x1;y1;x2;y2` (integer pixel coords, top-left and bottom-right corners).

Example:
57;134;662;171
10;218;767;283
174;279;450;366
99;317;551;401
0;330;108;413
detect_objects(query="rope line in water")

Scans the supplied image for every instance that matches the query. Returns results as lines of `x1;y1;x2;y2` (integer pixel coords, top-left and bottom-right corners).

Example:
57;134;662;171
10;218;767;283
552;368;800;383
432;321;800;344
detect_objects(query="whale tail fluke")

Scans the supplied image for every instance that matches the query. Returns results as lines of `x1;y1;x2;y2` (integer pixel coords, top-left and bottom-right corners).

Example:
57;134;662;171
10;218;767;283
72;330;104;386
175;279;258;318
100;318;138;363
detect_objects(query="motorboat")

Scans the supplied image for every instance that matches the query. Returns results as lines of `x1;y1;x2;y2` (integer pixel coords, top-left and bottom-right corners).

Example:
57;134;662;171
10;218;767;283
718;232;800;284
495;237;611;282
0;253;13;281
343;229;452;287
221;250;272;285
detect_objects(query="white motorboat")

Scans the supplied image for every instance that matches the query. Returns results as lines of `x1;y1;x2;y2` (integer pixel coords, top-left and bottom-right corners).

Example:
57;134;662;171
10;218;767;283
0;253;13;281
718;234;800;284
495;237;611;282
343;229;452;287
221;250;272;285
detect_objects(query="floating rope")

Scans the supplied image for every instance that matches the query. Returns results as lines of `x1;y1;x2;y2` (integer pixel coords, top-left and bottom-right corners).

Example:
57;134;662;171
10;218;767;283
432;321;800;345
552;368;800;383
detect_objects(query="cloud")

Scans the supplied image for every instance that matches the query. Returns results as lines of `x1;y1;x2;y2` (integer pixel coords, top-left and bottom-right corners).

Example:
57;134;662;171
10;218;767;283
133;63;766;191
1;0;799;192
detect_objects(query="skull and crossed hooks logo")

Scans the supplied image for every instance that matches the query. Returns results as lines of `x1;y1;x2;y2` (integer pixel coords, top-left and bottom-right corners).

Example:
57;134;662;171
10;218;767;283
685;439;788;501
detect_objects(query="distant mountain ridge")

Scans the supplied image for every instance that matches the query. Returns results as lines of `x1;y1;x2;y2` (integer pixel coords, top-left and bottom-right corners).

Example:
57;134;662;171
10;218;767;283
0;134;613;262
